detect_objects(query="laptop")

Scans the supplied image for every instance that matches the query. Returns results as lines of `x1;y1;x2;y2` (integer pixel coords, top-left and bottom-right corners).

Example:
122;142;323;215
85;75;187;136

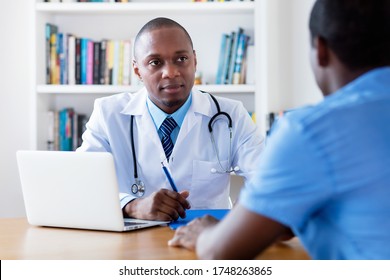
16;151;169;232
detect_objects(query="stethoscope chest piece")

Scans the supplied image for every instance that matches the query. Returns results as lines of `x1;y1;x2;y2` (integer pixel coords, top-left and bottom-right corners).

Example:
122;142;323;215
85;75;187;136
131;179;145;197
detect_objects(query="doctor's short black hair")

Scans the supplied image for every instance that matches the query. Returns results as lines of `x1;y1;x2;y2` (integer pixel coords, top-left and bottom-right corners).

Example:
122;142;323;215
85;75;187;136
133;17;194;59
309;0;390;70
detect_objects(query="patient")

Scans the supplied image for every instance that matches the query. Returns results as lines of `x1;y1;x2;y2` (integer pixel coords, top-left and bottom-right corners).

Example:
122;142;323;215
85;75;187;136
168;0;390;259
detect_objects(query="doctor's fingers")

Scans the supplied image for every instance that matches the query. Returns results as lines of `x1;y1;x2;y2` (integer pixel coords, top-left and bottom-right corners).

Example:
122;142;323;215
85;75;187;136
148;190;187;220
163;189;191;210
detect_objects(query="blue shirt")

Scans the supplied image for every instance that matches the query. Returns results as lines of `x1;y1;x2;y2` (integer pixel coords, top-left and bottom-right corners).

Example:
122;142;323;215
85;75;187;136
146;92;192;144
239;67;390;259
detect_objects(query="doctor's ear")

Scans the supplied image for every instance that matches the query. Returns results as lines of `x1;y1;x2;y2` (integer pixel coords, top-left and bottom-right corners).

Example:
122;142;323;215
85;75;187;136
132;60;142;81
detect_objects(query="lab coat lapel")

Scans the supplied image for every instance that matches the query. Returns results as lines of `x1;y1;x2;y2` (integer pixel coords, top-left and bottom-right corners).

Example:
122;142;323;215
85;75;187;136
120;88;164;156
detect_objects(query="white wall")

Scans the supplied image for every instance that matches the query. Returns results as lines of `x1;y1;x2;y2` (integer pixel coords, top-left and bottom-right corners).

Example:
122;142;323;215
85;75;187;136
267;0;321;112
0;0;31;217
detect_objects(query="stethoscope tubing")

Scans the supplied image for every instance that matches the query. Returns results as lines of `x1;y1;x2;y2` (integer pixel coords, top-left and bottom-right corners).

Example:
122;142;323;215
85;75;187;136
129;93;234;196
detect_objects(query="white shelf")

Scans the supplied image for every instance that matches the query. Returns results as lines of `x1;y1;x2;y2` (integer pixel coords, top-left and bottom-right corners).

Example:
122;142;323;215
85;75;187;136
35;2;255;15
36;84;255;95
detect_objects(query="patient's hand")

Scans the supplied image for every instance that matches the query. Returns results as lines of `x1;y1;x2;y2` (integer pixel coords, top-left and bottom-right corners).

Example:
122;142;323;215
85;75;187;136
168;215;218;250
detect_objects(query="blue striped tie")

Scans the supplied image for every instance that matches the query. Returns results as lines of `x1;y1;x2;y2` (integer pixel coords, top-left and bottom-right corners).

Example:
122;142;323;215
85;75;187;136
160;116;177;160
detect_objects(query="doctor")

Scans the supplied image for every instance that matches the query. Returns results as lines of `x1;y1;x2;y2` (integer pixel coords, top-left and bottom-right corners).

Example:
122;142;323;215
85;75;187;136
78;17;264;221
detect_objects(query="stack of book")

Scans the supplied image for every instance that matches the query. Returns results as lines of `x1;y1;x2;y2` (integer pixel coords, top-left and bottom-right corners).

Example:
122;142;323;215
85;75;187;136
215;27;251;85
46;23;133;86
44;1;130;3
47;109;89;151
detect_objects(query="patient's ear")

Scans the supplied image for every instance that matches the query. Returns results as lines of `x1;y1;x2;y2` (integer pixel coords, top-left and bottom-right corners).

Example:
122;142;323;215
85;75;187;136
315;36;330;67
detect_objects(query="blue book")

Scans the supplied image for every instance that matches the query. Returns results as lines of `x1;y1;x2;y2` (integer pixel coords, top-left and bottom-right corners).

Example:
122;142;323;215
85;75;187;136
57;33;65;85
169;209;229;230
222;32;234;84
81;38;88;85
227;27;243;84
215;33;228;84
233;33;249;84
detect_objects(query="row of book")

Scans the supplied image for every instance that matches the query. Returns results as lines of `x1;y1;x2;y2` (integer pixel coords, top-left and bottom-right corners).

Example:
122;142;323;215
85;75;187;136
44;1;130;3
46;23;134;85
47;109;89;151
215;27;251;85
193;0;254;2
44;0;252;2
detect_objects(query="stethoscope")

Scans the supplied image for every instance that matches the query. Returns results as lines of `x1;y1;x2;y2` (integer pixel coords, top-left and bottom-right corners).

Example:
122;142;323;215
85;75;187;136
130;93;239;197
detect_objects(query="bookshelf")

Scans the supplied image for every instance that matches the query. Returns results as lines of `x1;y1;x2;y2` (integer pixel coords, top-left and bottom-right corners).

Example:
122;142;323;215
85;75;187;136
32;0;269;150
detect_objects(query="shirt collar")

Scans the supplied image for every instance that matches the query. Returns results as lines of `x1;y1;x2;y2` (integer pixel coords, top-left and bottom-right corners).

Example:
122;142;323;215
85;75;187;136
146;92;193;130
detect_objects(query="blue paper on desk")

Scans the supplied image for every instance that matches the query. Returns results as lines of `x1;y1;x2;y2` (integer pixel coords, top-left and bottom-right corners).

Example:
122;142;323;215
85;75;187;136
169;209;229;230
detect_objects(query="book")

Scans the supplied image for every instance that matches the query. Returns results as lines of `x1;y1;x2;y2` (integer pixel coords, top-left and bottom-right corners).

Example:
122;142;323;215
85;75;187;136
57;33;65;84
47;111;55;151
227;27;243;84
80;38;88;84
49;25;59;84
87;40;94;84
215;33;229;84
122;40;131;85
232;33;249;84
112;40;120;85
222;32;235;84
75;38;81;84
118;40;124;85
99;40;107;85
244;44;255;85
45;23;58;84
93;41;101;85
106;40;114;85
67;35;76;85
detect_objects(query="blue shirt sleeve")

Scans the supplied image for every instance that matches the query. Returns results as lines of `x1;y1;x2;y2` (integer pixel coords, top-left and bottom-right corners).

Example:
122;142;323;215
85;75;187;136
239;115;334;230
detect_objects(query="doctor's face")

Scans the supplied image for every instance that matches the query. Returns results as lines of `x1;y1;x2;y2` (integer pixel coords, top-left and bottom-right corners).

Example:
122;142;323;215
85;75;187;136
133;27;197;114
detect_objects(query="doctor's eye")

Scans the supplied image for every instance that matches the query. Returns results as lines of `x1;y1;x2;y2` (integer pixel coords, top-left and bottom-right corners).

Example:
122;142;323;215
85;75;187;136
149;59;161;66
177;56;188;63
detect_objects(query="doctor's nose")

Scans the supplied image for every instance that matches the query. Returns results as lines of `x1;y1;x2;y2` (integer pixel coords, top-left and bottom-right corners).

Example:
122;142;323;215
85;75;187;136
161;63;180;79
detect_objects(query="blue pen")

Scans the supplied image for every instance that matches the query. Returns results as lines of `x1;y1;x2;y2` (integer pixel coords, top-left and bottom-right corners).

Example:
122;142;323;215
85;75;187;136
161;162;178;192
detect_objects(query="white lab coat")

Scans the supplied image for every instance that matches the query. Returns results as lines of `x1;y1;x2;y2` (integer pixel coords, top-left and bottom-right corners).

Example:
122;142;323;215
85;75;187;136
78;87;264;209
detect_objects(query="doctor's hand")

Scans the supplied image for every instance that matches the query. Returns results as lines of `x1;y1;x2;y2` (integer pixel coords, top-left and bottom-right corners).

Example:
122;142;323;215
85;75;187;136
168;215;219;251
123;189;191;221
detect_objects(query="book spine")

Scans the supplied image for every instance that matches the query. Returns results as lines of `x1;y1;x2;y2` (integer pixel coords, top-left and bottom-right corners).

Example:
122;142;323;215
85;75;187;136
222;32;234;84
106;40;114;85
232;33;247;84
122;40;131;85
68;35;76;85
45;24;55;84
227;27;243;84
87;40;94;85
49;26;58;84
58;33;64;84
81;38;88;85
93;41;101;85
47;111;55;151
62;33;69;85
75;38;81;85
215;33;228;84
99;40;107;85
118;40;124;85
112;40;120;85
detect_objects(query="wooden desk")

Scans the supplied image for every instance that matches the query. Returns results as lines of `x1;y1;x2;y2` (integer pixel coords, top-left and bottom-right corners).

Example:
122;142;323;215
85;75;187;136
0;218;310;260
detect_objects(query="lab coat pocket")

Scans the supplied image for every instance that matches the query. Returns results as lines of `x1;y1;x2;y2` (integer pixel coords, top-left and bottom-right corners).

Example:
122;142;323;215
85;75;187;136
190;160;230;209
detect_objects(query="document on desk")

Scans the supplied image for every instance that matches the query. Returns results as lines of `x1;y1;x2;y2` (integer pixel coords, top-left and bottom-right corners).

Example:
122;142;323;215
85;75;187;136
169;209;229;230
